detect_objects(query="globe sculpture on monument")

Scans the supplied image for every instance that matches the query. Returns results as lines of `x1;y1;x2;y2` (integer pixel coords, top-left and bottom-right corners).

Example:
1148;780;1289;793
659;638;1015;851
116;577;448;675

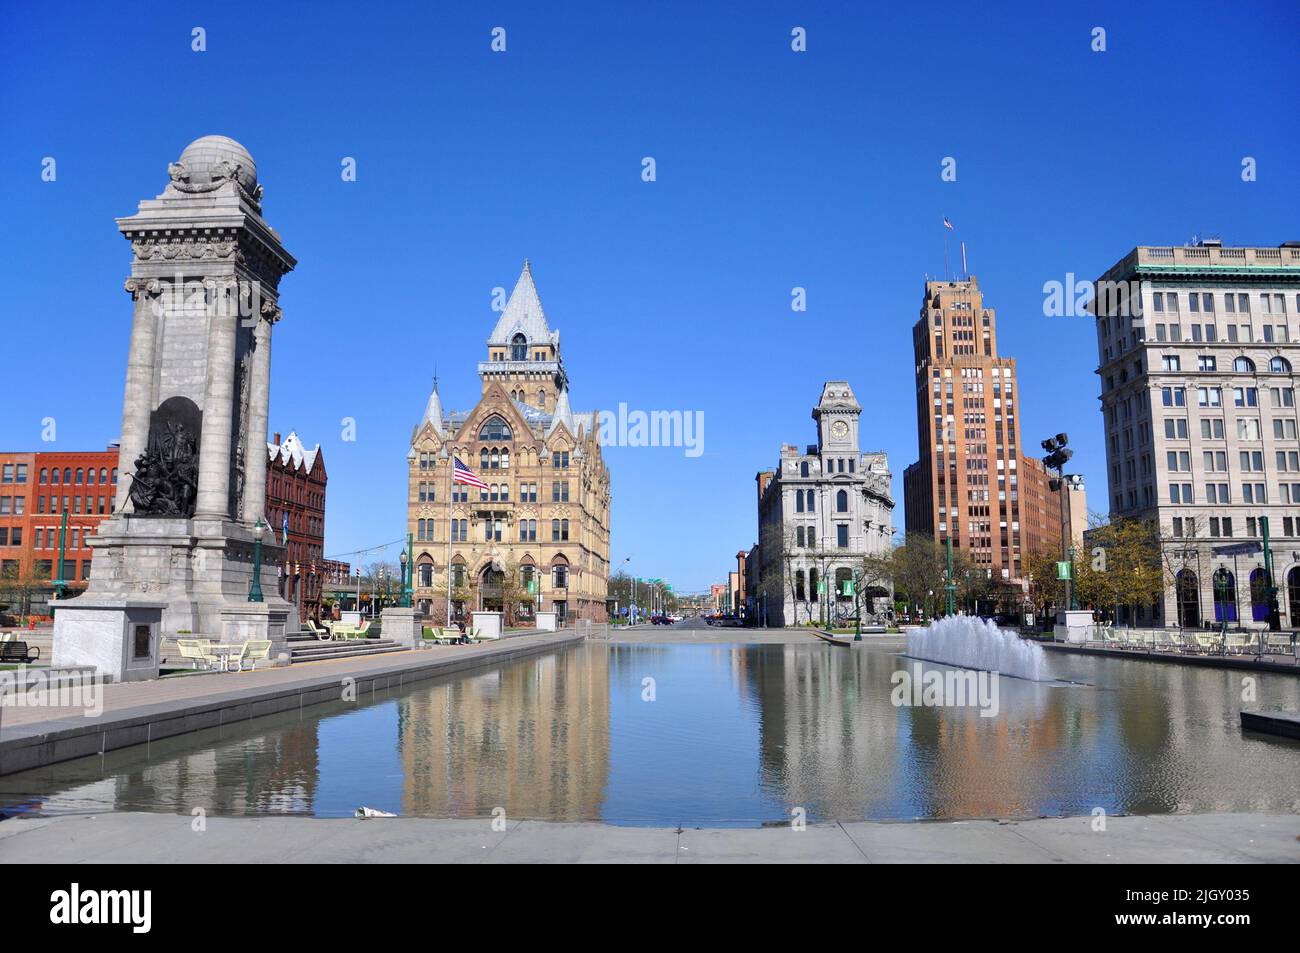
52;136;299;680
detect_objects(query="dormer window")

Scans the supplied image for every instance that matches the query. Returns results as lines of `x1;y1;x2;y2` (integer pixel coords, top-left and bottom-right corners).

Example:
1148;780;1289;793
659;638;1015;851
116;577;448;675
511;333;527;361
479;415;512;441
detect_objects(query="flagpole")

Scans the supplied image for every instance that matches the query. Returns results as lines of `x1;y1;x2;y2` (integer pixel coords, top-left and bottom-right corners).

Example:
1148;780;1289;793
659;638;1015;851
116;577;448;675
444;449;453;626
943;230;950;279
961;240;967;278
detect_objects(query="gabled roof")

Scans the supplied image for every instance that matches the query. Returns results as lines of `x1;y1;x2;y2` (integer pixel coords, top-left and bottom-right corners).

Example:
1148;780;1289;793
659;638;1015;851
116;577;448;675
268;430;321;474
487;260;559;348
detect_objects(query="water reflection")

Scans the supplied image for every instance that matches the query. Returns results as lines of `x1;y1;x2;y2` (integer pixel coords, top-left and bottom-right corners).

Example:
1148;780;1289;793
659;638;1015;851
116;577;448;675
1;642;1296;825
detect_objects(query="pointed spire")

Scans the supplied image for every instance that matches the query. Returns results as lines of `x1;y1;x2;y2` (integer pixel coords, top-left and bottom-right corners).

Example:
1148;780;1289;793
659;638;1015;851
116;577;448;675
548;383;574;436
487;259;554;346
421;375;445;436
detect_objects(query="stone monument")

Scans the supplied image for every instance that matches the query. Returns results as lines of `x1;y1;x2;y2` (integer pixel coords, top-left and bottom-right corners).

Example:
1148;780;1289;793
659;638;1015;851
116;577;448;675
53;136;298;679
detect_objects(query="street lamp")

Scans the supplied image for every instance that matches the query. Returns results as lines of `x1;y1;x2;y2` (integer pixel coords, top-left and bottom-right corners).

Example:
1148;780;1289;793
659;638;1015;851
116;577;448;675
248;518;266;602
1042;433;1078;612
399;546;410;609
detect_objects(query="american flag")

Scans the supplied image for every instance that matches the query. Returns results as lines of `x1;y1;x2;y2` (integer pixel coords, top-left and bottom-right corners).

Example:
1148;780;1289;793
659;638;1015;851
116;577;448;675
943;217;954;230
452;456;488;489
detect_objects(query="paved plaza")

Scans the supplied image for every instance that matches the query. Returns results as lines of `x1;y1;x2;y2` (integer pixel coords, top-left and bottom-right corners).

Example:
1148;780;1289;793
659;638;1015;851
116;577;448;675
2;810;1295;864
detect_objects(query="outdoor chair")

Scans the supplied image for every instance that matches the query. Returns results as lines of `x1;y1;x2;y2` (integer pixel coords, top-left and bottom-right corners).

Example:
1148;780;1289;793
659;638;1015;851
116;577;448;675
1264;633;1294;655
1192;633;1222;654
176;638;214;670
306;620;332;641
234;640;272;671
1223;633;1254;655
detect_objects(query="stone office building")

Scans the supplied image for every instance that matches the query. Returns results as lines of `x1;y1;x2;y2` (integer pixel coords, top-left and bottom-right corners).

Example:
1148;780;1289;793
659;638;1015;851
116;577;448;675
1093;241;1300;627
754;382;895;627
407;261;612;625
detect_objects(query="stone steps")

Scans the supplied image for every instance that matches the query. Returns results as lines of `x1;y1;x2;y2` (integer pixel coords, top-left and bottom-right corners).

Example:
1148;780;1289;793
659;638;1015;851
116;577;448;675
287;639;405;663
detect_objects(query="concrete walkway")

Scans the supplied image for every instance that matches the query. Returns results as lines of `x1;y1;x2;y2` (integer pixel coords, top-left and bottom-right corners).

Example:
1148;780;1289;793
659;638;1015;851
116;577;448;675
0;630;583;775
1;811;1295;863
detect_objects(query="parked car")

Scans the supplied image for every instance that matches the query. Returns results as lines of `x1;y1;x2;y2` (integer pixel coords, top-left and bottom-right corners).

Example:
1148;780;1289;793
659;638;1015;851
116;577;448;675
651;615;672;625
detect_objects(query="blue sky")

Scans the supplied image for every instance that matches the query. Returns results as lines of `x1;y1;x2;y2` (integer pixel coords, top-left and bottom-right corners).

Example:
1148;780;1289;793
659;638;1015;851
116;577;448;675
2;1;1297;592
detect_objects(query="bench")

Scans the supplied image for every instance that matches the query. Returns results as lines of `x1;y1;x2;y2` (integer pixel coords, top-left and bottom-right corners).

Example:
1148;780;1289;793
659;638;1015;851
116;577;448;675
0;641;40;663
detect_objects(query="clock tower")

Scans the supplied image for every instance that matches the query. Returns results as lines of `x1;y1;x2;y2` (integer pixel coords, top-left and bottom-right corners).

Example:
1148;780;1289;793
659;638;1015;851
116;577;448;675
812;381;861;453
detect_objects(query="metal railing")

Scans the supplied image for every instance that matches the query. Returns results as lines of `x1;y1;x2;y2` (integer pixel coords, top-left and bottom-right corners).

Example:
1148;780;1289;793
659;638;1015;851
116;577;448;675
1074;623;1296;660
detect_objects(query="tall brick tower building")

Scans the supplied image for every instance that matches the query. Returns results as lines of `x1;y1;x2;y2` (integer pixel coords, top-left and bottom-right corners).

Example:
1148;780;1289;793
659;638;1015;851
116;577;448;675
903;277;1061;586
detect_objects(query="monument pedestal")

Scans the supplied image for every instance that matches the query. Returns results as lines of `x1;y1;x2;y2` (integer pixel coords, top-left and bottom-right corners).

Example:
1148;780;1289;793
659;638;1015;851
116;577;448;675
1053;609;1095;643
51;599;166;682
471;611;503;641
381;606;422;648
534;610;557;632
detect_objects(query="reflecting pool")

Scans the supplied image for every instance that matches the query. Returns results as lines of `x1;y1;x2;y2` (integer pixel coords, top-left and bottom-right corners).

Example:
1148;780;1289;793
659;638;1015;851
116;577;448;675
2;641;1298;826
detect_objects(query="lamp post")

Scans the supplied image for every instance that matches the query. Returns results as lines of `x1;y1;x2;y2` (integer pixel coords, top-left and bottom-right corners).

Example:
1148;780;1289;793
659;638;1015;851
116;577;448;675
52;507;69;601
1041;433;1078;612
944;536;956;616
248;518;266;602
400;544;411;609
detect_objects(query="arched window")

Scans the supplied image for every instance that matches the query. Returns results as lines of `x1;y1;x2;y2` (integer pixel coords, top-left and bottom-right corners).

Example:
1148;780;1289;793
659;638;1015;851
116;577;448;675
809;568;819;598
1212;569;1237;623
500;448;509;469
63;468;71;483
490;449;500;469
807;491;815;512
795;491;804;513
40;468;48;484
511;333;527;361
1249;569;1270;622
1270;356;1292;374
100;467;107;483
417;559;433;588
478;416;512;441
480;448;489;469
1234;357;1255;373
51;468;60;485
799;461;810;478
1175;569;1199;627
795;569;806;601
796;526;805;546
87;469;96;485
538;389;546;406
75;468;84;484
836;489;848;512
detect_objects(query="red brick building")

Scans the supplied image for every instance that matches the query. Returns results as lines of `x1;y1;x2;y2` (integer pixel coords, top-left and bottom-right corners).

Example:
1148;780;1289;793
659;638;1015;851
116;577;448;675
265;431;328;623
0;446;121;615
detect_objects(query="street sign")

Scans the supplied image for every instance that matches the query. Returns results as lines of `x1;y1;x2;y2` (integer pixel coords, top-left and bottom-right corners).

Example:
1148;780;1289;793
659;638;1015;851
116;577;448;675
1056;561;1072;580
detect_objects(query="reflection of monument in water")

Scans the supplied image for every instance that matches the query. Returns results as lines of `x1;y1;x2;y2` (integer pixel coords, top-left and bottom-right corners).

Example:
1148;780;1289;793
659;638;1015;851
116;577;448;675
25;717;323;816
398;646;611;819
53;136;299;679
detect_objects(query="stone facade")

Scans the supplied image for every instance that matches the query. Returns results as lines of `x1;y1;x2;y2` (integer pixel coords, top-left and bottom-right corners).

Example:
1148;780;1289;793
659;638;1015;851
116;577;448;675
52;136;298;675
754;382;895;627
1094;242;1300;627
407;262;612;625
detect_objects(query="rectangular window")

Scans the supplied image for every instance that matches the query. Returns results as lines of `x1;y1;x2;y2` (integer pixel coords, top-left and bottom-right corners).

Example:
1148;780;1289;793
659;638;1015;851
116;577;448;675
836;524;849;548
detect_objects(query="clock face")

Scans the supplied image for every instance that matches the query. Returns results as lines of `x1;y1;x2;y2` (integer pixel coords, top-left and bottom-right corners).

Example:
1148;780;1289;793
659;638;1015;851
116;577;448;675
830;420;849;439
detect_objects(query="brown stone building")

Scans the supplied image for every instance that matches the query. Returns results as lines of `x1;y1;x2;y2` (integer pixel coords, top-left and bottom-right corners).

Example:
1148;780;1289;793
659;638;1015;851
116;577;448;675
265;431;327;622
407;261;612;625
903;277;1060;590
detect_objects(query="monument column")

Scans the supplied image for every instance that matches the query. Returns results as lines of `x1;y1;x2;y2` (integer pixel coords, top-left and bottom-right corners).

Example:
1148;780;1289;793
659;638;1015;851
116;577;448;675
194;279;239;520
240;302;278;526
115;278;161;513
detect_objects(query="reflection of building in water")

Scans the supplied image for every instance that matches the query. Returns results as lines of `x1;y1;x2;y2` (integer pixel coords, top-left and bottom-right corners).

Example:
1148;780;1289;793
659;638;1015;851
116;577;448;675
399;646;610;819
744;645;900;819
